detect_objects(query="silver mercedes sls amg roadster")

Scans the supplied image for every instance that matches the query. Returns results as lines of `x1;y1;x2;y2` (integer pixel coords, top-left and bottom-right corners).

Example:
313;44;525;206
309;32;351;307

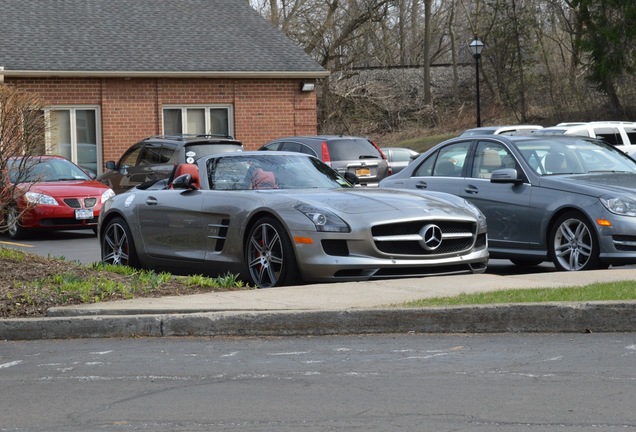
98;152;488;287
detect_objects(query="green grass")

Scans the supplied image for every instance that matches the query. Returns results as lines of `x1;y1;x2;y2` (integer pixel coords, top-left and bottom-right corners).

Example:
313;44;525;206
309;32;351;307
400;281;636;308
0;247;26;262
1;248;250;317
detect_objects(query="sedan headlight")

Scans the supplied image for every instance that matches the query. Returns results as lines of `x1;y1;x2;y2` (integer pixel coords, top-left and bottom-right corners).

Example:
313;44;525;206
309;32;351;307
25;191;58;205
295;204;351;232
600;195;636;216
101;189;116;203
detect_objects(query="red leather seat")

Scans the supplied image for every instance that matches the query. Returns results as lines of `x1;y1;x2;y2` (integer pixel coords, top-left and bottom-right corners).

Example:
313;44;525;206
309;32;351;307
251;168;277;189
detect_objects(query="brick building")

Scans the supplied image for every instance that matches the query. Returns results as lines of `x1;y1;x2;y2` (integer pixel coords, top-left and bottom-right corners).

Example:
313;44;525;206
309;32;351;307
0;0;328;174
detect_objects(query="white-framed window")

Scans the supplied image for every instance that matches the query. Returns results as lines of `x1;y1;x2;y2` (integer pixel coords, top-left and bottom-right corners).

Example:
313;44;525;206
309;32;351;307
45;106;102;175
163;105;234;137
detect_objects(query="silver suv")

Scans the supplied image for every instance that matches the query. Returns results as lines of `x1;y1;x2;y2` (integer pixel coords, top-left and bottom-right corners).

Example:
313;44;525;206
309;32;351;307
259;135;391;185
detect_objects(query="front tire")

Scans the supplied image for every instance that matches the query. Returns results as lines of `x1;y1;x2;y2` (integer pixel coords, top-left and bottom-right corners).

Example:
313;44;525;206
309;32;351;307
101;217;139;267
6;205;27;240
549;211;602;271
246;217;299;288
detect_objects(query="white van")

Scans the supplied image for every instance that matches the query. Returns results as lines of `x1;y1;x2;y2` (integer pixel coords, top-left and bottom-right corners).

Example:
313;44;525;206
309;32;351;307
543;122;636;156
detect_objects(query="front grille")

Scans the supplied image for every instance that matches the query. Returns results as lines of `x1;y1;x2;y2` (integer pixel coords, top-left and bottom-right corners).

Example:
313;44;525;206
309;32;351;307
376;238;474;255
64;198;81;208
372;220;477;256
84;198;97;208
63;197;97;208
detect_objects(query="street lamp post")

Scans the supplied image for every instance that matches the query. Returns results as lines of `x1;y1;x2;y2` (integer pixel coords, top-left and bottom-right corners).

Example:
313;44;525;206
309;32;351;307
469;38;485;127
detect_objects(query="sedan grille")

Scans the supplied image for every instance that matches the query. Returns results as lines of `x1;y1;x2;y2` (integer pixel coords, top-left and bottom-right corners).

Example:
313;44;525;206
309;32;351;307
63;198;81;208
84;197;97;208
63;197;98;209
371;220;477;256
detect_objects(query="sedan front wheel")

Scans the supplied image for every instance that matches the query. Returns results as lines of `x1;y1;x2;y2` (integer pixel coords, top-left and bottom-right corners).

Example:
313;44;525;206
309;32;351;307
549;211;604;271
6;205;27;240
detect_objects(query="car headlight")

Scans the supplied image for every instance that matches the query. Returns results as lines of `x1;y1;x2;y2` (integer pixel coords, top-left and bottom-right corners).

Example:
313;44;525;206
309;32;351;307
101;189;116;203
25;191;58;205
294;204;351;232
600;196;636;216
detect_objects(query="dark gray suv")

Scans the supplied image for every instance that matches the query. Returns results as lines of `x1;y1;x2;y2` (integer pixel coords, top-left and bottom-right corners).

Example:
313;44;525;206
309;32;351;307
259;135;391;185
98;134;243;194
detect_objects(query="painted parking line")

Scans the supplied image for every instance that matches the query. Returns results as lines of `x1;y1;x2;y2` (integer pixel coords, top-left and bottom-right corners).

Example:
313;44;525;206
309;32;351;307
0;240;32;248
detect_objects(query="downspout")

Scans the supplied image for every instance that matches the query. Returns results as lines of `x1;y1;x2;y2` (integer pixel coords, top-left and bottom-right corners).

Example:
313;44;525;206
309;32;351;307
0;66;4;83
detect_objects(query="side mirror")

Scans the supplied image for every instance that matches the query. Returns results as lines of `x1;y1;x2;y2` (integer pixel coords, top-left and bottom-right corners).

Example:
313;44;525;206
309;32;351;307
172;173;197;190
490;168;523;184
105;160;116;170
344;171;359;185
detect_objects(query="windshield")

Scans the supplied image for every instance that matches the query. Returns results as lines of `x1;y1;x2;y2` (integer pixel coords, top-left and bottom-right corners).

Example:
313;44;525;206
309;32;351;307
515;138;636;176
206;154;353;190
8;158;91;183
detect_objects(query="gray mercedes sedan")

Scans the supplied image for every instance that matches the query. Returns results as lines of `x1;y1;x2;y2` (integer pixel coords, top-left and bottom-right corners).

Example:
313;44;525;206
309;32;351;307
98;152;488;287
380;135;636;271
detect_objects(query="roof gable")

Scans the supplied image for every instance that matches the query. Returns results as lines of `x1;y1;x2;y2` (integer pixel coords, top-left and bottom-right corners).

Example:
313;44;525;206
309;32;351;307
1;0;327;78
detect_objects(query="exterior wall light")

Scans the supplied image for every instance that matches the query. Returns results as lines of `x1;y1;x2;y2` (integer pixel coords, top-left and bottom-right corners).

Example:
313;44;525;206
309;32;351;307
301;82;315;92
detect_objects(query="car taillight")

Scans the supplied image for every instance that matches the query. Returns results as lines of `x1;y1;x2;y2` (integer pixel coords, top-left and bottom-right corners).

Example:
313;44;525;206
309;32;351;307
321;141;331;164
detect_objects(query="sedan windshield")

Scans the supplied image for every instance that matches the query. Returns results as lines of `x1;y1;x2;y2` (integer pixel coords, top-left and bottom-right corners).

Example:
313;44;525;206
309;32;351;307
514;138;636;176
9;158;91;183
207;154;353;190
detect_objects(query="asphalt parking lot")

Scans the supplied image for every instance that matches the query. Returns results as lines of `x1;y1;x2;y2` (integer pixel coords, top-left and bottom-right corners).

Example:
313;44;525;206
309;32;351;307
1;229;101;264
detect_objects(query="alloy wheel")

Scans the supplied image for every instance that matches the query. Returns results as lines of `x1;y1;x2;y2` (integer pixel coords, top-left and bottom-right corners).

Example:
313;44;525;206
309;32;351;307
247;222;284;288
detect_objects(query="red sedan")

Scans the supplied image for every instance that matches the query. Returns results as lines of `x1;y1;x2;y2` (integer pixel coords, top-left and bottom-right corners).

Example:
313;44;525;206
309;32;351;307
4;156;115;239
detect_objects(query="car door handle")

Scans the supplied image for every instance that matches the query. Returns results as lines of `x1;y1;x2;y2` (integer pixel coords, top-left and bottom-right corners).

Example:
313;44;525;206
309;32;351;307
145;197;158;206
464;185;479;194
415;181;427;189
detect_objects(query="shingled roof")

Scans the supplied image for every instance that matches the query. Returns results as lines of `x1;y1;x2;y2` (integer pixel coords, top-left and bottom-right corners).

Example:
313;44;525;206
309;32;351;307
0;0;328;78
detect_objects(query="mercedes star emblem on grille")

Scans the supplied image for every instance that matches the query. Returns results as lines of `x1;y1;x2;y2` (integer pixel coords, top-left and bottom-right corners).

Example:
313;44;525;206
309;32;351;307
419;224;443;250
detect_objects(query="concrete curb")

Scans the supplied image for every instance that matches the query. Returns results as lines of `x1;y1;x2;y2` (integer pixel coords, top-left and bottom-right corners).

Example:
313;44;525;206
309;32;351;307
2;302;636;340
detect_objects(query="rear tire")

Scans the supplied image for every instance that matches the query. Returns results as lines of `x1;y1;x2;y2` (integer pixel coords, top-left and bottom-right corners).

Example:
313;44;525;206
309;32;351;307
101;217;139;267
246;217;299;288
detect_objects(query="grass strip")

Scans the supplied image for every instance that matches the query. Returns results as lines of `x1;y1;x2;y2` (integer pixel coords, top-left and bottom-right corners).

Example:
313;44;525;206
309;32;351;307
400;281;636;307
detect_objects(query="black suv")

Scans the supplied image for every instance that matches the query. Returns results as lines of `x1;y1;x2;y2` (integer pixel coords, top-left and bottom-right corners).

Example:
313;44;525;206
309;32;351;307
98;134;243;194
259;135;391;185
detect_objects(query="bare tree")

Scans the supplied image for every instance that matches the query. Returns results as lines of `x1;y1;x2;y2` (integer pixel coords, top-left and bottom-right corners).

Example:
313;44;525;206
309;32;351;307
0;84;48;236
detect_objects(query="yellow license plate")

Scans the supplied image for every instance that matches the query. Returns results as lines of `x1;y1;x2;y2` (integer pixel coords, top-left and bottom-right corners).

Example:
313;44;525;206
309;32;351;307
356;167;371;176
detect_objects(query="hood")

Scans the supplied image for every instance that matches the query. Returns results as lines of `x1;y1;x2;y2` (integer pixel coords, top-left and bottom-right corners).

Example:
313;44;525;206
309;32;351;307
20;180;111;197
295;187;473;216
540;173;636;197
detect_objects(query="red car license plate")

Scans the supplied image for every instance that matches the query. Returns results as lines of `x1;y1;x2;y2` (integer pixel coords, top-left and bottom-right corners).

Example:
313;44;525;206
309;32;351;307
75;209;93;220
